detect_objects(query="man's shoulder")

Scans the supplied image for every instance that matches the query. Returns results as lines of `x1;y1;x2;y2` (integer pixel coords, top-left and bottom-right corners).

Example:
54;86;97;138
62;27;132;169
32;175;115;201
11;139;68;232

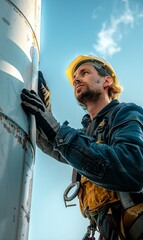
112;101;143;113
110;101;143;125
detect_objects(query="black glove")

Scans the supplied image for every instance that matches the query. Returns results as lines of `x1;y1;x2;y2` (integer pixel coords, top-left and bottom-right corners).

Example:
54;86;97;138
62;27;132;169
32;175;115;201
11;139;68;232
38;71;52;111
21;88;60;142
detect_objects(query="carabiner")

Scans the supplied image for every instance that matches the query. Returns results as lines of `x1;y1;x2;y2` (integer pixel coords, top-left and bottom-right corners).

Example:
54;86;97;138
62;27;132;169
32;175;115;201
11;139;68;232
63;181;80;207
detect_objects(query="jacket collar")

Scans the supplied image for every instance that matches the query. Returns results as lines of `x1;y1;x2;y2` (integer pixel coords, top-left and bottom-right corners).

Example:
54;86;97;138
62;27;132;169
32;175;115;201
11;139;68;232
81;100;120;128
94;99;120;120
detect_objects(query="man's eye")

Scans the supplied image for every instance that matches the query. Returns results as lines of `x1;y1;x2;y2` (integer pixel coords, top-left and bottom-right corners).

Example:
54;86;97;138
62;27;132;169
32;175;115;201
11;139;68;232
82;70;89;76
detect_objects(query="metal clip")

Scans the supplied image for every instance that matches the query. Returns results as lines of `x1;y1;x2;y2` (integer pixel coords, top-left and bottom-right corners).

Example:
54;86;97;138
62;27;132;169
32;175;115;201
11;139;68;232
63;181;80;207
82;225;96;240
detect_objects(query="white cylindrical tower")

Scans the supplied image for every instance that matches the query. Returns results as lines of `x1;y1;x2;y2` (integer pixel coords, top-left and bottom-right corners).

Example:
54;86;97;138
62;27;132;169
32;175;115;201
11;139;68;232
0;0;41;239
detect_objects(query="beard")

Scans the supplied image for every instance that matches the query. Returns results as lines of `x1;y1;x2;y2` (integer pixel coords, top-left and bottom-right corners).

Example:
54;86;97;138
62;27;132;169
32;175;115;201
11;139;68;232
75;87;101;107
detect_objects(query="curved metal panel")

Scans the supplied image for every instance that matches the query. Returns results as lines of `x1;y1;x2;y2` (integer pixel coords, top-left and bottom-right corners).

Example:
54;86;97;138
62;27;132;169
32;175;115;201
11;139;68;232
0;0;41;239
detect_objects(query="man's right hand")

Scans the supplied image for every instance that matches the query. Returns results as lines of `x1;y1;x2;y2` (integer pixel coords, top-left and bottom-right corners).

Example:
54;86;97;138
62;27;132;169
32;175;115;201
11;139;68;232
21;88;60;143
38;71;52;111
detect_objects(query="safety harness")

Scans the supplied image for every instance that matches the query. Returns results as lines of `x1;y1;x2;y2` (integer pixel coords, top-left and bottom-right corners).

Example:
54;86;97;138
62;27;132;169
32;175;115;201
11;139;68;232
63;104;143;240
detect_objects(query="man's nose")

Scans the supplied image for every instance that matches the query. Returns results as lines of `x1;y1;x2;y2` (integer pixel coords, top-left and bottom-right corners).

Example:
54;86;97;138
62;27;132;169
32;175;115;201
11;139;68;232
73;75;81;86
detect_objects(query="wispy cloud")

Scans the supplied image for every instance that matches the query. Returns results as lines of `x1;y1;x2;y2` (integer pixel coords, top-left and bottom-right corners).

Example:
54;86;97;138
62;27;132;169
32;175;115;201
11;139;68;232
93;0;143;58
92;6;101;19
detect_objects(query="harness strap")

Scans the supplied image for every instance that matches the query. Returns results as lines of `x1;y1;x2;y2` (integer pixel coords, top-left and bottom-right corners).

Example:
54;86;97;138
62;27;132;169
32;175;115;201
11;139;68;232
119;192;135;209
95;120;105;144
127;214;143;240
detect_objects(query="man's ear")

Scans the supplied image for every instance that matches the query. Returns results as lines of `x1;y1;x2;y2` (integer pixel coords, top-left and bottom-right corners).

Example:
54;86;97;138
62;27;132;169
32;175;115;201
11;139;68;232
103;76;113;88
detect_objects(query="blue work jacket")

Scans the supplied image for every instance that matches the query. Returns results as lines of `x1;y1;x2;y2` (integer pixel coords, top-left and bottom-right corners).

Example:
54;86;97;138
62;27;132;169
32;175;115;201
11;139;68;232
37;100;143;192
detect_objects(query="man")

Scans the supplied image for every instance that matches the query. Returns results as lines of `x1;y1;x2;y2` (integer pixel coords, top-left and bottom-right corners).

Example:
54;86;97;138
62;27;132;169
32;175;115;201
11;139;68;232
21;55;143;240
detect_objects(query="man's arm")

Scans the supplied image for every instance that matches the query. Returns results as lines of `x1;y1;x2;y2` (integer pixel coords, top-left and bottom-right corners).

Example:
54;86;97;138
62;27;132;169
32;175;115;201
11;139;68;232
36;129;68;163
37;71;68;164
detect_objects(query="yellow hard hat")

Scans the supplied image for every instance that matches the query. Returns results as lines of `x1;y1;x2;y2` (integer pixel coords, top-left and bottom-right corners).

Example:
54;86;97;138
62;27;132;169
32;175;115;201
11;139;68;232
66;55;118;85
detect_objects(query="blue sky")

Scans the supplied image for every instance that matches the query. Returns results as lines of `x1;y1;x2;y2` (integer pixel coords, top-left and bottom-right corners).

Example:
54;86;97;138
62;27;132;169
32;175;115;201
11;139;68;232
29;1;143;240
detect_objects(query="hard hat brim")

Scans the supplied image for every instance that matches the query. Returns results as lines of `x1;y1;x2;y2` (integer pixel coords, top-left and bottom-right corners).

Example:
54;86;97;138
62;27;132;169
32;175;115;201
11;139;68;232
66;55;118;85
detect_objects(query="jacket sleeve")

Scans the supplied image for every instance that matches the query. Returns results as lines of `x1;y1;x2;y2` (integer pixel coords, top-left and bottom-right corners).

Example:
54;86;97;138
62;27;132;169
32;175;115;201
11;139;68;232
53;103;143;192
36;129;68;164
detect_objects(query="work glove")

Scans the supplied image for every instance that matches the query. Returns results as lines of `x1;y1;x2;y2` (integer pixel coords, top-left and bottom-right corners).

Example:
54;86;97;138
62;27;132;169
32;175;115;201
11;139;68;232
38;71;52;111
21;89;60;143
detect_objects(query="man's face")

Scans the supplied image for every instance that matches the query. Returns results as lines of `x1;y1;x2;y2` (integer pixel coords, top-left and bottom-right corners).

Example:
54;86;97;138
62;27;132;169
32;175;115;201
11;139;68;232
73;63;105;105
